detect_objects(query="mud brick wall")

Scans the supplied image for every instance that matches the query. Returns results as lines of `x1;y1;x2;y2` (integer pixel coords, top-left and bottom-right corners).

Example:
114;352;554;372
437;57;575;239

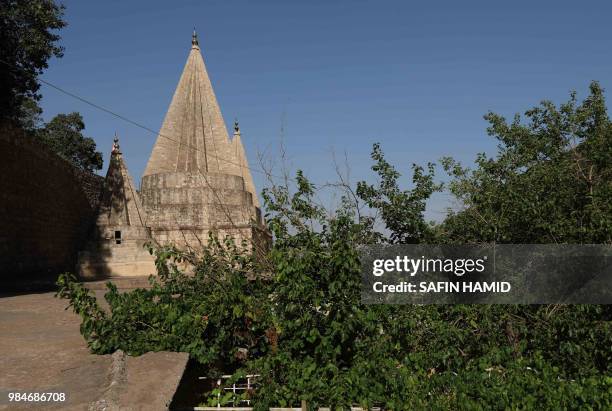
0;126;103;289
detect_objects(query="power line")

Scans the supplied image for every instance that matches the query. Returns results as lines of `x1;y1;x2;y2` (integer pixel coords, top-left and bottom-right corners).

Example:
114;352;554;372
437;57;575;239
0;56;290;182
40;78;162;138
38;77;285;181
35;73;295;224
1;59;457;222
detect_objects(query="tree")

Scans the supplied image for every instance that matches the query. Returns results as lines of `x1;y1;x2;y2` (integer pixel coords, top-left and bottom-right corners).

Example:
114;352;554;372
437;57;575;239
40;112;103;171
441;81;612;244
356;143;441;244
17;97;44;133
0;0;66;126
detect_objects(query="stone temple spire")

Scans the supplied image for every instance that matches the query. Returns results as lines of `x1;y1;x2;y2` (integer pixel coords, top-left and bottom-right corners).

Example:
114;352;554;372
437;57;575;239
143;31;236;176
99;133;146;227
77;133;155;278
139;31;267;250
231;120;259;207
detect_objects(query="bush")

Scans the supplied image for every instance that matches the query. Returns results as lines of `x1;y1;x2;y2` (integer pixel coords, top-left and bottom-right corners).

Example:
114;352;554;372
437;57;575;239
57;238;272;373
56;184;611;409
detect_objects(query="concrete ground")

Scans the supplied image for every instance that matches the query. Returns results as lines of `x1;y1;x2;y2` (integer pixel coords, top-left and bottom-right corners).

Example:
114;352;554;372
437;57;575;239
0;291;188;410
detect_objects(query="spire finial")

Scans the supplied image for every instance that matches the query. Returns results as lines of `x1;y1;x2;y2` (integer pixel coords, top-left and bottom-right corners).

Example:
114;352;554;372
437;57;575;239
192;28;199;47
112;132;121;154
233;118;240;134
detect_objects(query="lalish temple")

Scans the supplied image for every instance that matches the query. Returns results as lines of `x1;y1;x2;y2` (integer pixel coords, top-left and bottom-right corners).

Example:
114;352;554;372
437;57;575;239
77;31;268;279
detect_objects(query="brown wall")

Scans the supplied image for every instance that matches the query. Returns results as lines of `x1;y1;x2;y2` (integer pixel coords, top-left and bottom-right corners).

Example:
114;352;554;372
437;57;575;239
0;125;103;290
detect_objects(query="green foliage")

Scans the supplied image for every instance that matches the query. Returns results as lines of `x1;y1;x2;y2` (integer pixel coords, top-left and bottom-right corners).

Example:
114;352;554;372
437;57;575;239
39;112;103;171
441;81;612;244
56;237;271;374
0;2;102;171
356;143;442;244
255;174;376;409
18;97;44;132
0;0;65;126
56;83;612;409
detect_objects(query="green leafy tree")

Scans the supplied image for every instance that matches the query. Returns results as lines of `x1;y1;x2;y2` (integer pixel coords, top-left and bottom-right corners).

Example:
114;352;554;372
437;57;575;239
253;172;380;408
356;143;441;244
0;0;66;127
441;81;612;244
39;112;103;171
17;97;44;133
56;237;271;373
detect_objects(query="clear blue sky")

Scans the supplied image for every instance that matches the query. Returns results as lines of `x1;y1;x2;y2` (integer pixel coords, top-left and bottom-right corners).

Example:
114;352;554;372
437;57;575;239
40;0;612;220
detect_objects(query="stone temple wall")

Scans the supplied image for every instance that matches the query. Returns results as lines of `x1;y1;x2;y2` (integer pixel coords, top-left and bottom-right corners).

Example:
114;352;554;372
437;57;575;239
77;148;157;280
0;125;103;290
140;171;264;249
140;35;270;253
77;225;156;280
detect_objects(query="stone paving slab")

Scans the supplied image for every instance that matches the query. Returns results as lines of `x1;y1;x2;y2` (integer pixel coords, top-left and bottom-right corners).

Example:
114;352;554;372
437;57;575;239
0;292;188;410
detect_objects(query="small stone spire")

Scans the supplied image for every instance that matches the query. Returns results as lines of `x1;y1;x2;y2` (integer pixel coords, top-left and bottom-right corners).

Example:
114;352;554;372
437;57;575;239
111;133;121;155
191;29;199;48
230;119;259;207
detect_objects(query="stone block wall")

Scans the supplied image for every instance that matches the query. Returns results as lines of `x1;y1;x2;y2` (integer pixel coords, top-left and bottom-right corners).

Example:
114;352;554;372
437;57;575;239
141;171;264;249
77;225;156;279
0;125;104;289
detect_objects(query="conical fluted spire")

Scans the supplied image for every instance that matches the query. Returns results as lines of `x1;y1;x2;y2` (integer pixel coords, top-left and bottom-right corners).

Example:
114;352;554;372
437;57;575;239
99;134;147;227
232;120;259;207
143;33;233;176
